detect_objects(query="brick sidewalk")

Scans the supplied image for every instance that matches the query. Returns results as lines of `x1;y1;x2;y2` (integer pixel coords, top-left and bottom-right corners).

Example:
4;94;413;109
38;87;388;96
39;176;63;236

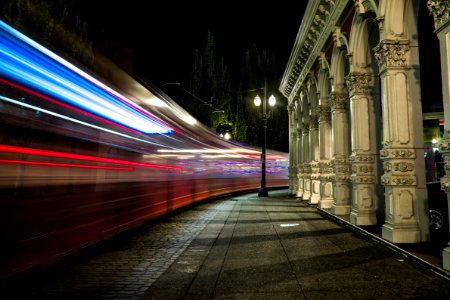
2;189;450;299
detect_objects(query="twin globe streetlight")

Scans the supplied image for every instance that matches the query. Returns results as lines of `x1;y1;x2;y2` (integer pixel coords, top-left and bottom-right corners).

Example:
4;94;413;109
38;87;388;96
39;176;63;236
254;91;276;197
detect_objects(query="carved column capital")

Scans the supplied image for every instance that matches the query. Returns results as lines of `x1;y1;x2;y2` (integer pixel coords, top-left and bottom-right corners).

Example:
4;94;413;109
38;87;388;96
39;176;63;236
309;114;319;129
302;122;310;134
346;73;372;94
318;103;331;122
373;40;410;71
427;0;450;31
330;92;348;110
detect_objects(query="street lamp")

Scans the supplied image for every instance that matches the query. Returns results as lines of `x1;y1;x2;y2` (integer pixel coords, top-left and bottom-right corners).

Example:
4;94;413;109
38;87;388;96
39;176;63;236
254;84;276;197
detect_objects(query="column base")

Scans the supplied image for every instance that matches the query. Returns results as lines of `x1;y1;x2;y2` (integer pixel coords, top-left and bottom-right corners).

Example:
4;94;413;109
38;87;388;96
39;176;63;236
382;223;421;243
443;245;450;271
331;205;351;215
302;191;311;202
319;199;333;209
309;193;320;204
350;210;377;226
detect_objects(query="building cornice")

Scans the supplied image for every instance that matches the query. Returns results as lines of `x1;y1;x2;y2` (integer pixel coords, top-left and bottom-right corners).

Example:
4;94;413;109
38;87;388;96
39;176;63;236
280;0;351;105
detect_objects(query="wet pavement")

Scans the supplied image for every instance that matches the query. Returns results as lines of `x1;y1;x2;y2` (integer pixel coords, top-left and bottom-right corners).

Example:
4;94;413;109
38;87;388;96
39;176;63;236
1;189;450;299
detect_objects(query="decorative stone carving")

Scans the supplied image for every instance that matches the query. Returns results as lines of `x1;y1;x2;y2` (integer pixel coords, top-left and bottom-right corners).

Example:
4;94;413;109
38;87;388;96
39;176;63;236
445;159;450;170
439;138;450;151
353;0;365;14
383;161;415;173
381;174;416;186
311;27;320;38
333;27;342;48
314;15;326;27
441;177;450;191
356;165;373;173
288;104;294;114
334;175;350;182
394;162;415;172
309;114;319;129
302;122;309;133
336;166;350;173
380;149;415;158
319;5;331;18
330;92;348;110
353;0;377;19
333;157;348;164
427;0;450;30
346;73;372;94
349;153;374;162
351;175;375;183
374;40;410;70
319;161;333;175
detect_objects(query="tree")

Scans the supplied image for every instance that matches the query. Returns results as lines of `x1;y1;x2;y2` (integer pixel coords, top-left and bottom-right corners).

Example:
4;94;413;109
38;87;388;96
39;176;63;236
189;30;232;131
1;0;94;69
187;32;289;152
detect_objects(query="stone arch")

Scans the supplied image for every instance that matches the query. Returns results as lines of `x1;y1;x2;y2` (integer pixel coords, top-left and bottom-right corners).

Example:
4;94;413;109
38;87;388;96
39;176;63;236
330;47;349;93
378;0;420;40
300;87;310;123
318;68;331;101
348;13;376;73
307;74;319;110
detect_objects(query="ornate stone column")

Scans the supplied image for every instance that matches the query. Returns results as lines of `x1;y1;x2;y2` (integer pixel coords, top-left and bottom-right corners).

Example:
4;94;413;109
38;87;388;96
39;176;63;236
319;102;334;208
347;72;379;225
374;38;429;243
330;91;352;215
302;121;311;202
288;104;297;195
309;112;321;204
295;100;304;199
296;126;303;198
428;0;450;268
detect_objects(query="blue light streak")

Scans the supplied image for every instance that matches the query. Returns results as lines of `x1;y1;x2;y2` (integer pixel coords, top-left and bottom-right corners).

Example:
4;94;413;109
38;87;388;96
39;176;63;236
0;94;172;148
0;20;174;134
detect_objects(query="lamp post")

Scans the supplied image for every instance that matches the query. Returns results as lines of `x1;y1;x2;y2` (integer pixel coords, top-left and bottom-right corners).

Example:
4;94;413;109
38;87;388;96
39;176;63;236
254;82;276;197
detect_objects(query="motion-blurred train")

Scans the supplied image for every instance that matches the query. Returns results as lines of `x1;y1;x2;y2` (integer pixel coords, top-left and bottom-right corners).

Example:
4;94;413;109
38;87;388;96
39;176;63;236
0;20;288;279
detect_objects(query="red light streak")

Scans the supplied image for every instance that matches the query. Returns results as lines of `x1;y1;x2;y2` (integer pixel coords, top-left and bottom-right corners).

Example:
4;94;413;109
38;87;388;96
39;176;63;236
0;144;182;170
0;159;133;170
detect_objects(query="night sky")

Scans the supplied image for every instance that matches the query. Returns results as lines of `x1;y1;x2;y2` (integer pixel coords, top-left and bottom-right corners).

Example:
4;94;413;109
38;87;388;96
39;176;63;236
78;1;308;84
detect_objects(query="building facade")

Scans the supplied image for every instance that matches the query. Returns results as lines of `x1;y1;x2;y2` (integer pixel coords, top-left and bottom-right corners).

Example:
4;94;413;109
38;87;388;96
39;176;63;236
281;0;450;269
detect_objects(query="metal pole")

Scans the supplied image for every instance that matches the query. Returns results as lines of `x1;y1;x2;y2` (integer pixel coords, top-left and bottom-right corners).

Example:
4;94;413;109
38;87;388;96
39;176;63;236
258;80;268;197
